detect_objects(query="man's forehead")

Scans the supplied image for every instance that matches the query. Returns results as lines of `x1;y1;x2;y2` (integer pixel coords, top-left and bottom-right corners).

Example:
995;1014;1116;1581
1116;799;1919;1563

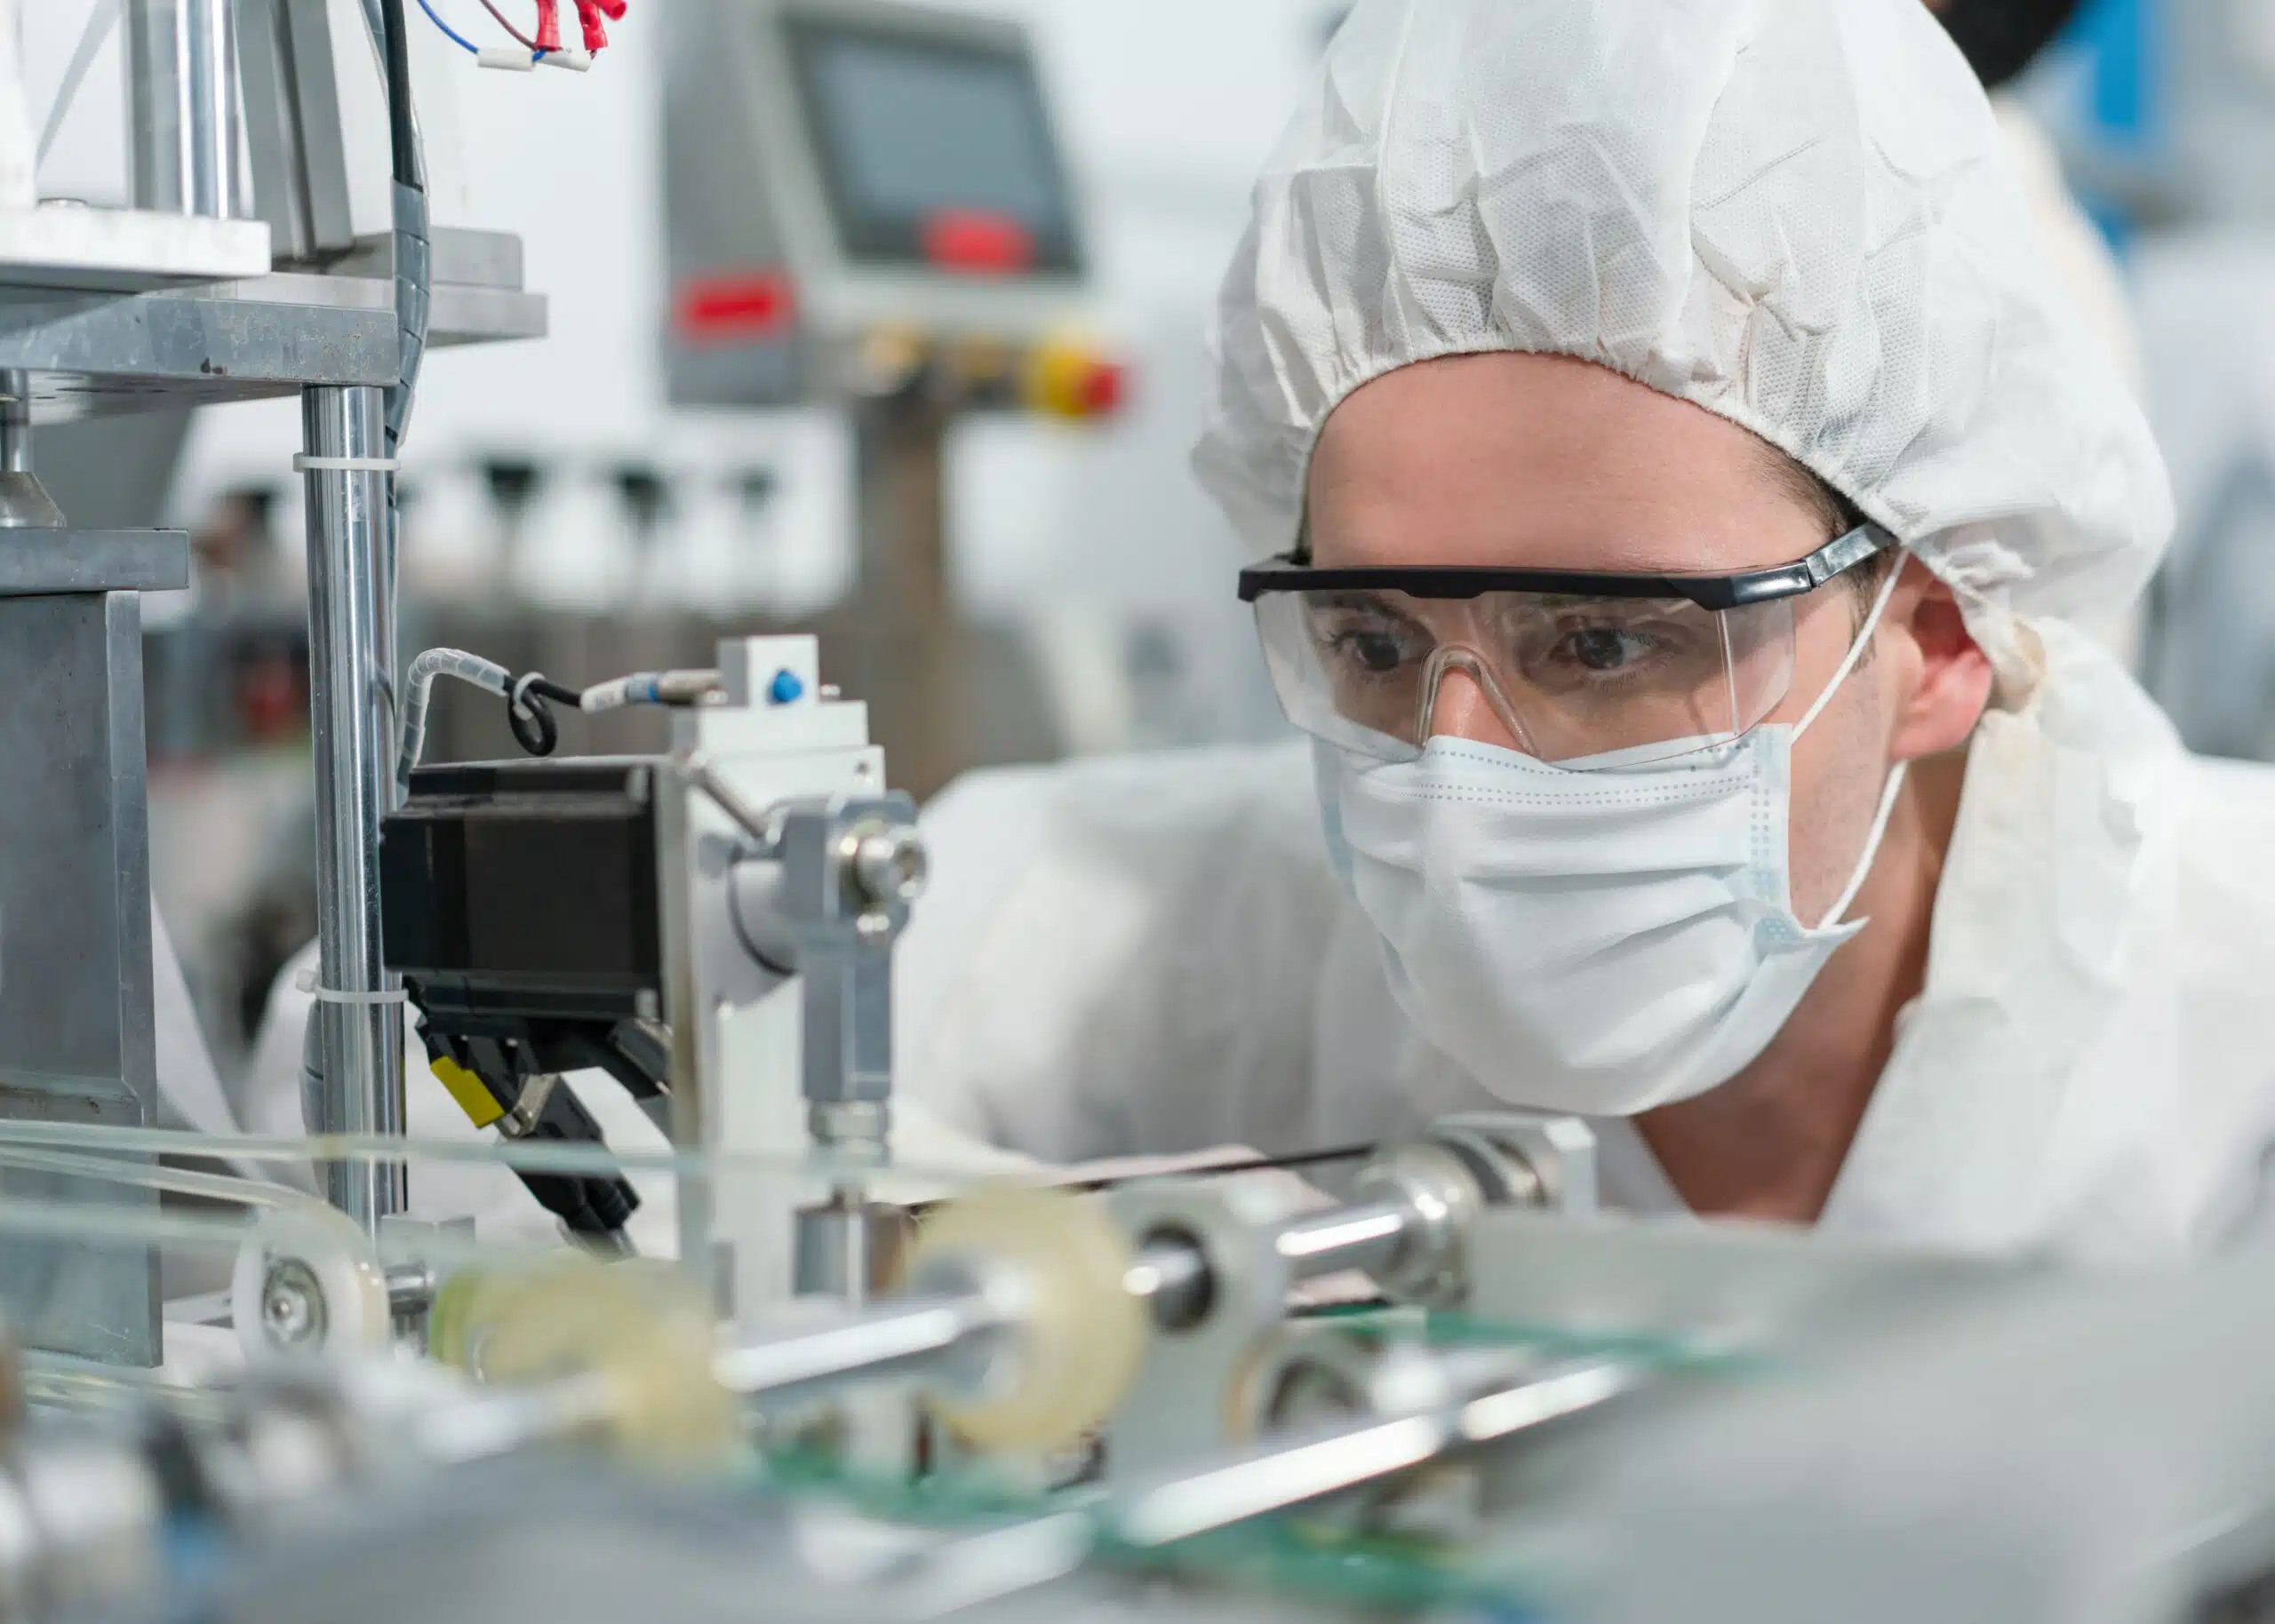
1304;354;1833;576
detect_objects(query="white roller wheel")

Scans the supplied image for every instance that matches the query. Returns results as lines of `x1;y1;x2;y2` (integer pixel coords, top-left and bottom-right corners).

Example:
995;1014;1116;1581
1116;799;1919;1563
907;1184;1146;1456
430;1258;740;1473
230;1208;389;1362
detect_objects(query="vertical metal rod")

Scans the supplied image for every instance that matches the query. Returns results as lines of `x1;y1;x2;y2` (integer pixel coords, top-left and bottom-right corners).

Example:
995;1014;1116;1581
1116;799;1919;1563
300;386;403;1230
184;0;242;218
127;0;185;211
127;0;243;218
0;370;64;529
0;370;30;476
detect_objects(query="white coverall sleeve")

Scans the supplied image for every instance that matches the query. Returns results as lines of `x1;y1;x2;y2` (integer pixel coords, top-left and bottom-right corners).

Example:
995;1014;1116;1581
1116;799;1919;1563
240;936;1055;1236
893;742;1349;1166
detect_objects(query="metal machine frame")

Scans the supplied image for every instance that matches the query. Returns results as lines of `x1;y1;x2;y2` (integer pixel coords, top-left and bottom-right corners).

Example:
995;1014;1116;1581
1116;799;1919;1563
0;0;547;1350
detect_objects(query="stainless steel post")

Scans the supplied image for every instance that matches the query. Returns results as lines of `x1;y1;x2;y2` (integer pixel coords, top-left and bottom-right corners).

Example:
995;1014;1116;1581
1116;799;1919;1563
127;0;243;219
299;385;403;1229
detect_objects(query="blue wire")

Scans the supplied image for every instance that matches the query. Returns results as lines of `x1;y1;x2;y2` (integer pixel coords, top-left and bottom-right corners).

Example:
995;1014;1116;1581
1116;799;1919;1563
413;0;480;54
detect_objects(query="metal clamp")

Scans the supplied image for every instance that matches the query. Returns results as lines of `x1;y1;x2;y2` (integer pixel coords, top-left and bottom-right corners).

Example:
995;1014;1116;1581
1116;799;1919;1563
1349;1112;1598;1310
704;784;927;1157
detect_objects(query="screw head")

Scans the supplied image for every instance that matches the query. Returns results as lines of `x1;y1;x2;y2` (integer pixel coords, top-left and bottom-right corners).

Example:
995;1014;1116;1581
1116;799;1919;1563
850;825;929;909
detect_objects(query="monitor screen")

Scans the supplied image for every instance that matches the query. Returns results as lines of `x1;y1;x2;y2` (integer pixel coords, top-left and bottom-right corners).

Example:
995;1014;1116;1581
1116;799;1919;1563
786;17;1082;276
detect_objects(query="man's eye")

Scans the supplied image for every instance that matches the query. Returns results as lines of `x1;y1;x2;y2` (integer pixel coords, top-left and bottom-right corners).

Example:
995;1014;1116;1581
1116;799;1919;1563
1337;631;1410;673
1554;624;1655;673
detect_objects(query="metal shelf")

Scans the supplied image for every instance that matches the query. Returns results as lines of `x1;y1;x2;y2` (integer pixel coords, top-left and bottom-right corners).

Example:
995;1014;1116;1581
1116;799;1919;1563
0;205;273;295
0;227;548;423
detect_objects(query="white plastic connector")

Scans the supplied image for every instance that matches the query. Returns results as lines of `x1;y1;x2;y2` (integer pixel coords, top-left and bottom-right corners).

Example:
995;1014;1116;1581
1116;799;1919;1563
580;670;722;713
538;48;593;72
477;46;538;71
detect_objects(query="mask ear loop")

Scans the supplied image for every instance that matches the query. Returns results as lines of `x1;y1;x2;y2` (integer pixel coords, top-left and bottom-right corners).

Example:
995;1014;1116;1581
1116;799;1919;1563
1720;610;1741;741
1816;760;1909;931
1799;553;1912;931
1794;553;1906;741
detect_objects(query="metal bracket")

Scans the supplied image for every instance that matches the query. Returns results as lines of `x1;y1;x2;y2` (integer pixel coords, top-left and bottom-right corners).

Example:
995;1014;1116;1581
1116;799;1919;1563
710;790;925;1158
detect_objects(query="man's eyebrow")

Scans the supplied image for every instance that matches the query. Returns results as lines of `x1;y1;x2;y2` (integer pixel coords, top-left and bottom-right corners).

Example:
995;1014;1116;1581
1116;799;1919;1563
1520;593;1692;613
1311;588;1413;615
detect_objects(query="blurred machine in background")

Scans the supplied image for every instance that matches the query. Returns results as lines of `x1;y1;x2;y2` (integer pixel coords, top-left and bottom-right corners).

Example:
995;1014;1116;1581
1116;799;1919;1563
2014;0;2275;752
663;0;1125;799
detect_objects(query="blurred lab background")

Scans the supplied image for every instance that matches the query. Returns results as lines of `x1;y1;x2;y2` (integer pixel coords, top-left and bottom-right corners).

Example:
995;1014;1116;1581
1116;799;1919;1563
12;0;2272;1109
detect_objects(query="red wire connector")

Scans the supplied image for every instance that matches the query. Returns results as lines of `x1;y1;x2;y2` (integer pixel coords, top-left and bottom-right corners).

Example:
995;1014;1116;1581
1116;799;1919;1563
574;0;627;52
531;0;624;54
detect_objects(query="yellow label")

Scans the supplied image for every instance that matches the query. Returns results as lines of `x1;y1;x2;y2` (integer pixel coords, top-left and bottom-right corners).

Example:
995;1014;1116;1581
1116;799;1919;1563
431;1055;505;1129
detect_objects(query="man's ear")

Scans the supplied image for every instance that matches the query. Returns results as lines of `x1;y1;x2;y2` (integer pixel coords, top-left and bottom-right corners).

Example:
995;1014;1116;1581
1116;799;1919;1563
1887;559;1994;760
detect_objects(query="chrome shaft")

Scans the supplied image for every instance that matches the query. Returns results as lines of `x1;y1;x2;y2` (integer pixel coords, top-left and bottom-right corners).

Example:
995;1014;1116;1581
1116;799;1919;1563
1111;1355;1638;1548
127;0;243;219
714;1293;1009;1406
300;385;404;1230
1271;1198;1415;1280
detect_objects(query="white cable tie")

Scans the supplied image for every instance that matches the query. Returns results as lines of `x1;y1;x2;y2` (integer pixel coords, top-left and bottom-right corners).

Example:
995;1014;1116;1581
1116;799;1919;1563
478;46;538;71
294;967;409;1007
293;454;401;474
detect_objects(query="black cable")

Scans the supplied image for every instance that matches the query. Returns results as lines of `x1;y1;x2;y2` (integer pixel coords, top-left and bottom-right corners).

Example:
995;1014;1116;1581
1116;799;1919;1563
501;672;583;759
523;674;583;709
379;0;418;188
372;0;430;466
1063;1144;1377;1196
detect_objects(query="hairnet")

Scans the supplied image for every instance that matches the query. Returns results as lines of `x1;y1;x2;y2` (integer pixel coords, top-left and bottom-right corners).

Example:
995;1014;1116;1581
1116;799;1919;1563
1193;0;2173;654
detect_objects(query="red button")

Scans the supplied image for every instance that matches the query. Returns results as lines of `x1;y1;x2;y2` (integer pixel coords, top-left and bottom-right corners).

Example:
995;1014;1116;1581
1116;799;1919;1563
1081;359;1128;417
922;210;1035;275
675;270;798;343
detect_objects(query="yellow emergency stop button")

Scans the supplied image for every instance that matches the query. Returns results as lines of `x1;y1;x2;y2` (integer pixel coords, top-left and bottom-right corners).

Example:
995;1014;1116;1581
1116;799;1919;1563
1024;335;1128;421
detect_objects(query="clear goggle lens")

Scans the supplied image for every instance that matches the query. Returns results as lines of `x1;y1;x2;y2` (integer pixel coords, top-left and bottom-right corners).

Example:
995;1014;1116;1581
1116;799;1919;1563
1254;588;1800;768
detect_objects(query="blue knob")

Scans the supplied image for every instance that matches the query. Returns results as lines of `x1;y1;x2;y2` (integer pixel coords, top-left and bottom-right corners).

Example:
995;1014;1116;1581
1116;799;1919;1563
767;668;805;706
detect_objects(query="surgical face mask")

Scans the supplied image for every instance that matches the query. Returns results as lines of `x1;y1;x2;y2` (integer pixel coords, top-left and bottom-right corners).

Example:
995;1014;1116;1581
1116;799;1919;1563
1314;568;1907;1117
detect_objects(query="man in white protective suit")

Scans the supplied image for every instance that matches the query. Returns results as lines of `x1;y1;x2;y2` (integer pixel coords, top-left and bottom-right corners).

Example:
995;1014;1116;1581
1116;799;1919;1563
887;0;2275;1265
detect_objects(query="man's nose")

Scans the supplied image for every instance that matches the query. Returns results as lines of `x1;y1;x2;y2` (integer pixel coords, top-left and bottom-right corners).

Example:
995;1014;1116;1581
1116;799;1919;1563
1426;663;1524;750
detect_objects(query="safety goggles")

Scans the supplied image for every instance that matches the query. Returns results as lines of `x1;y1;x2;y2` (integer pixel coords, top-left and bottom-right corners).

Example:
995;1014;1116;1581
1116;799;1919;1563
1239;523;1897;768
